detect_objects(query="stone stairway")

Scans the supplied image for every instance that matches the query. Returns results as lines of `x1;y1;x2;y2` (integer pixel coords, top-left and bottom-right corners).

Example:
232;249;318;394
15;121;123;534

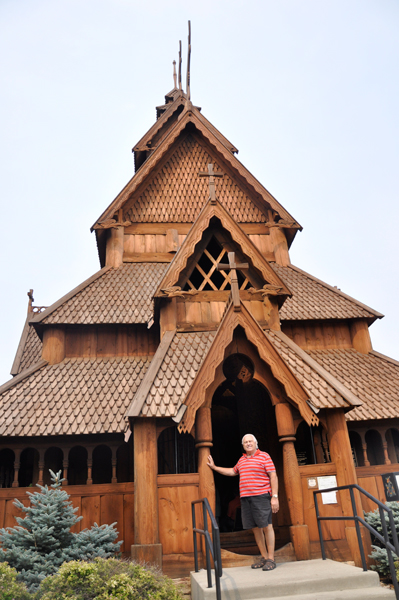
190;558;396;600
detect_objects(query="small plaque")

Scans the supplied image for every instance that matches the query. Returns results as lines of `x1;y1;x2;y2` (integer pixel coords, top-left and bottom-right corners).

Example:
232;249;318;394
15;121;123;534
317;475;338;504
307;477;318;489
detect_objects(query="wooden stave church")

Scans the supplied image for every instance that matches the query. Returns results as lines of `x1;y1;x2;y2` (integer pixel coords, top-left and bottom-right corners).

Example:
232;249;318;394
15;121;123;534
0;75;399;570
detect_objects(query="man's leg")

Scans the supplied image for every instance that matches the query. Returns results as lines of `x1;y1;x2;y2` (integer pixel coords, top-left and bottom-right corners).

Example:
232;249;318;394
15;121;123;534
263;524;275;560
252;527;267;559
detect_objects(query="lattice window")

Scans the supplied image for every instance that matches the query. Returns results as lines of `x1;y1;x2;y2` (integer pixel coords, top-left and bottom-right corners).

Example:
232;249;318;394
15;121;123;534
183;236;250;291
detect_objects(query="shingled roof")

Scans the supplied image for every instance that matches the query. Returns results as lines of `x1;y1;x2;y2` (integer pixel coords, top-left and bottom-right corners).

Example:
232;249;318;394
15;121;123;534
307;348;399;422
272;264;382;322
125;133;266;223
127;330;216;418
0;356;151;437
32;263;168;326
265;330;361;412
11;319;43;376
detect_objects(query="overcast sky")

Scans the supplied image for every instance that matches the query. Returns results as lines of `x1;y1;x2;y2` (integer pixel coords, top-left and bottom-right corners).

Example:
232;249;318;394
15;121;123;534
1;0;398;386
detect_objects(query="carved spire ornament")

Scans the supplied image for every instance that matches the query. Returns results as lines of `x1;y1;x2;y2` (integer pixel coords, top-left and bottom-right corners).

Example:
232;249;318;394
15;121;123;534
198;163;224;204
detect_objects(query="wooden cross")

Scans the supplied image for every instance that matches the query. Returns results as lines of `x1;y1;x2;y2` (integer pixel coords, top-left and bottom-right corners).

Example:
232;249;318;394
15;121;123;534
199;163;223;204
217;252;249;311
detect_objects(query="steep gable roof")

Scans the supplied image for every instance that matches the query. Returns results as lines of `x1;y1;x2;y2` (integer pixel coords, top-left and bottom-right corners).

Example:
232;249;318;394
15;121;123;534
11;317;43;376
31;264;168;327
154;199;291;298
92;105;300;231
308;348;399;422
272;264;382;322
0;356;151;437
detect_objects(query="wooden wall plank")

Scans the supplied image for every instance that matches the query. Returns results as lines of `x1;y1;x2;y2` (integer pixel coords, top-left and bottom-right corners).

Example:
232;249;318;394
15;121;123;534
70;496;82;532
158;486;197;554
176;301;186;324
200;302;212;324
357;477;380;513
124;235;135;255
145;234;157;253
81;495;101;530
134;235;145;253
0;499;5;528
185;302;202;324
101;494;124;544
123;493;135;552
156;234;166;252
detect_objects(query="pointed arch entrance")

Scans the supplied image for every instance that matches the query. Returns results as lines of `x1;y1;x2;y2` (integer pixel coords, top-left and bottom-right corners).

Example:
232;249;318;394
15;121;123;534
210;352;290;552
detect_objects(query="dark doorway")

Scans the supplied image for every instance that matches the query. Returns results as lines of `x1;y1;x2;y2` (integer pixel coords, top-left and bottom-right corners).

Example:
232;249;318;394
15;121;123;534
211;354;289;553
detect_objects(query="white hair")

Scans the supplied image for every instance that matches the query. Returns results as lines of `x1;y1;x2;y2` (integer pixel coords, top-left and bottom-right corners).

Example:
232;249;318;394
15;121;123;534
242;434;258;449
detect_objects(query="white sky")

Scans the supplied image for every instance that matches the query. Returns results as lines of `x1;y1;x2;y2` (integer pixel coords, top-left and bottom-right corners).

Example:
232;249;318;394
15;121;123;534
0;0;398;386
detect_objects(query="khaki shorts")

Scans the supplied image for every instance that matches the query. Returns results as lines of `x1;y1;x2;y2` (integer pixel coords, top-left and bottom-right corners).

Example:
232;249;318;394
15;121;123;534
240;493;272;529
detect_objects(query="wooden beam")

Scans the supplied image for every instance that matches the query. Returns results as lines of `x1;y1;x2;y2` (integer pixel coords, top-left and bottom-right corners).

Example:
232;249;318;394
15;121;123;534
124;253;174;263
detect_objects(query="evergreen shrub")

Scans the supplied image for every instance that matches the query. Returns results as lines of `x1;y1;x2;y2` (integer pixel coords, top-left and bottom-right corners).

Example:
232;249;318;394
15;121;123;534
36;557;185;600
364;501;399;578
0;471;122;591
0;562;30;600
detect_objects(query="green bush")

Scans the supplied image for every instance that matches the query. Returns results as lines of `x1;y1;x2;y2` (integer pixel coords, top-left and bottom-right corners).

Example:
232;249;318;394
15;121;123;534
364;501;399;578
36;557;184;600
0;471;122;592
0;562;30;600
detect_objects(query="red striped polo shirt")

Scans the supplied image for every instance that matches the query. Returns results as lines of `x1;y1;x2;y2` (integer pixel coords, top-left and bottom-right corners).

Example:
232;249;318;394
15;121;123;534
233;449;276;497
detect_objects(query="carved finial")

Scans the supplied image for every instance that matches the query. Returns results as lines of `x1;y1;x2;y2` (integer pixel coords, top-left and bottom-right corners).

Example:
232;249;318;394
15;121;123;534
27;289;34;314
199;163;224;204
217;252;249;311
178;40;182;90
186;21;191;100
173;60;177;88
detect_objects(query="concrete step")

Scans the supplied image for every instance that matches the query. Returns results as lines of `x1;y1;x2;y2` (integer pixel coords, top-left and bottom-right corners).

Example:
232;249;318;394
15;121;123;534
190;559;396;600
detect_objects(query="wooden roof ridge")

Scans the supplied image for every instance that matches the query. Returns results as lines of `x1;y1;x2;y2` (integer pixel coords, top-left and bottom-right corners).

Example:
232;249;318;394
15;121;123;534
178;300;320;434
30;266;112;325
268;329;362;409
92;106;298;229
133;94;186;152
126;329;176;418
153;199;291;296
286;264;383;320
0;359;48;396
369;350;399;367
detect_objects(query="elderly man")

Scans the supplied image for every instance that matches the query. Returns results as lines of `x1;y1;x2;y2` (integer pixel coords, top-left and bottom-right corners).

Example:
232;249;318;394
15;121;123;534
207;433;279;571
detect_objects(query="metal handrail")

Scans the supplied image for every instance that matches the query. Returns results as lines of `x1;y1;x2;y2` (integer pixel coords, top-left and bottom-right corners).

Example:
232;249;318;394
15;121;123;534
192;497;223;600
314;483;399;599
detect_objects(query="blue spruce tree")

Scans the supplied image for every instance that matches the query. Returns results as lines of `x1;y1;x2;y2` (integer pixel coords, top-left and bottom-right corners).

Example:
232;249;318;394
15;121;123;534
0;470;122;591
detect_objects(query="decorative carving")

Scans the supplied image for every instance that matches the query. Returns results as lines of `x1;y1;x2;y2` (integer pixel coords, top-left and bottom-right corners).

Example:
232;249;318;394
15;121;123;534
179;302;319;433
264;219;300;229
248;284;285;297
94;218;132;230
155;201;289;296
159;286;197;298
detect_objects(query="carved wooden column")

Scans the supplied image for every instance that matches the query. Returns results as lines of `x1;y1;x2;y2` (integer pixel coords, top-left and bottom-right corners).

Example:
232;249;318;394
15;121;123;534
195;407;215;513
12;449;21;488
275;402;310;560
62;450;69;486
111;446;118;483
37;449;45;486
326;409;371;567
86;447;93;485
358;431;370;467
131;419;162;567
379;430;391;465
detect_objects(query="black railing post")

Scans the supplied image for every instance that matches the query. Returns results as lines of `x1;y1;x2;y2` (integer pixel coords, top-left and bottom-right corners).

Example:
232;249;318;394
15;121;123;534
314;483;399;600
191;498;223;600
349;486;367;571
192;503;199;573
314;492;326;560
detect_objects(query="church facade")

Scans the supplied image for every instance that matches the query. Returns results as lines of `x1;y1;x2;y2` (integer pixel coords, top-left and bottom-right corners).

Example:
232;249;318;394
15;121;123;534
1;75;399;569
